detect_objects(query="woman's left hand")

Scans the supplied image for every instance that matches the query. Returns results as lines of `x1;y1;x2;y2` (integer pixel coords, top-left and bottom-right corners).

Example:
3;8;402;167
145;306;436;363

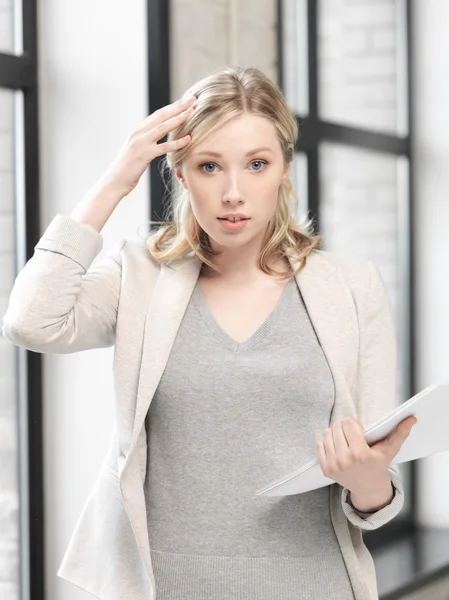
317;415;417;495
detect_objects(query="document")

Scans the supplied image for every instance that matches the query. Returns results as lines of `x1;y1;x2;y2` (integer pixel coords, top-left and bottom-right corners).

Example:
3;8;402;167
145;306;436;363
256;381;449;497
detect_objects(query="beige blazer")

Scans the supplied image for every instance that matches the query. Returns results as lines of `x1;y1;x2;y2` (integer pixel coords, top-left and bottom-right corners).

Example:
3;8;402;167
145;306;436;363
2;214;405;600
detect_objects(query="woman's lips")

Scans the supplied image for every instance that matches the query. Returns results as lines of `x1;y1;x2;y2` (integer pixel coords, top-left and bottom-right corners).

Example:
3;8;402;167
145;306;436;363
217;218;249;231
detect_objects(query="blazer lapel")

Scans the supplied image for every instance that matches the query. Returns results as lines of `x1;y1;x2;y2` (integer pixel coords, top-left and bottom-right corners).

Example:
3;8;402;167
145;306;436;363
130;254;203;452
292;251;359;425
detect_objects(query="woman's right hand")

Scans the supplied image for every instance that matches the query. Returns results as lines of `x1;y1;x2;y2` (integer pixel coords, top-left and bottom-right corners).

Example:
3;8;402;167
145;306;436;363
99;94;197;199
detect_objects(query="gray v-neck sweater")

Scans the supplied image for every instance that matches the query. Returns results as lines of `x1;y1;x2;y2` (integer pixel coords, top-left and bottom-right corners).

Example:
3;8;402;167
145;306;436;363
144;275;356;599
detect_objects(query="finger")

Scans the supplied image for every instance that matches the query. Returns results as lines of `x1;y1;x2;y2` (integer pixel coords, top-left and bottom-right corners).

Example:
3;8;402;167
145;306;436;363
147;95;197;128
340;418;369;455
317;442;329;477
400;415;418;430
139;95;197;133
147;104;196;145
153;134;192;157
390;416;416;445
322;428;337;464
373;415;416;458
331;421;351;457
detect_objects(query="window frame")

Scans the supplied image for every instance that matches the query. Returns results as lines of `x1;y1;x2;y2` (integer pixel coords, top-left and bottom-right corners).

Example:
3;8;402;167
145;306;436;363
147;0;172;222
0;1;44;599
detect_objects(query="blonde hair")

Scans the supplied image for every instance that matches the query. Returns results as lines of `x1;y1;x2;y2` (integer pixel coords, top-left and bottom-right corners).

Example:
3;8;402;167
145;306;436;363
146;66;322;279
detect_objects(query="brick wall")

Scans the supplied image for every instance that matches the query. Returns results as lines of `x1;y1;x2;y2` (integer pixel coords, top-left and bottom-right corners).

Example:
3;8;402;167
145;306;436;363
315;0;406;406
0;3;20;597
0;0;14;53
318;0;398;133
316;0;401;284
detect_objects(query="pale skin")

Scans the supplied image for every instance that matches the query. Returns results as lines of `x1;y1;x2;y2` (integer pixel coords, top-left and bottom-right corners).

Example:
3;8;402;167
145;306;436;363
317;415;417;512
71;93;417;513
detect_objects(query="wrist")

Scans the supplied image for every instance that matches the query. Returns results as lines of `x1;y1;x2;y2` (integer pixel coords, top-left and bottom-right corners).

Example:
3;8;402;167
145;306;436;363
88;177;126;205
349;473;394;513
72;183;123;233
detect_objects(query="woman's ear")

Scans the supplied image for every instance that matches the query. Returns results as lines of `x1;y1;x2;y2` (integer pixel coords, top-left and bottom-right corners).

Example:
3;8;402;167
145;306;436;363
175;166;187;189
281;163;291;184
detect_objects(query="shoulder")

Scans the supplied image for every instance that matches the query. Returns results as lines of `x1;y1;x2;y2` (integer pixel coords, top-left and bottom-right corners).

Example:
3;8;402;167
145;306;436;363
312;249;389;316
111;237;162;274
312;248;374;284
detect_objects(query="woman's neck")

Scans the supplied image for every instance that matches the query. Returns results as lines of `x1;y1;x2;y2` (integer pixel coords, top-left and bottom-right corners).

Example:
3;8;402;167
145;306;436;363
200;254;290;285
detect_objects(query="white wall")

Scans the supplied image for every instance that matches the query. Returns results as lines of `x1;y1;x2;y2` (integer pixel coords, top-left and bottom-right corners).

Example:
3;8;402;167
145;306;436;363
37;1;149;599
412;0;449;528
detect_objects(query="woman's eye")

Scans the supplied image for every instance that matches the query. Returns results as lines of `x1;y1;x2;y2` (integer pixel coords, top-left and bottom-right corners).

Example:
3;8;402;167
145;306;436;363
250;160;267;172
200;163;217;173
199;160;268;174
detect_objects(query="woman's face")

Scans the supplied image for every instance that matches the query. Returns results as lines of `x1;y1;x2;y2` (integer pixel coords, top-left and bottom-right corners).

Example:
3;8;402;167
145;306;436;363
176;113;290;251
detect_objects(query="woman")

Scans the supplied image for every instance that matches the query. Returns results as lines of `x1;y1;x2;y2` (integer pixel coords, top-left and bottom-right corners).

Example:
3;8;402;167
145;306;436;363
3;66;416;600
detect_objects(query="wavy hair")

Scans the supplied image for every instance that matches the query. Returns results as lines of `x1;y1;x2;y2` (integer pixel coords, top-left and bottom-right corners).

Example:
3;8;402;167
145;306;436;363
145;66;322;279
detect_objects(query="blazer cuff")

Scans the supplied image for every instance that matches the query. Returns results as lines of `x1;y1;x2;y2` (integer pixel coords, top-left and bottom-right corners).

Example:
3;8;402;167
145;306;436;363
341;467;404;530
34;214;103;273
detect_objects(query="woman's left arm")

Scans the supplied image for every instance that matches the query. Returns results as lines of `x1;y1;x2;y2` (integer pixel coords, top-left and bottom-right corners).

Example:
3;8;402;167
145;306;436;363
320;261;415;530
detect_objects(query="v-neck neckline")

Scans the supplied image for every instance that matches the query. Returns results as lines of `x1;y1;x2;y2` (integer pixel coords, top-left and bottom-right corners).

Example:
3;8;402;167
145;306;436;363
191;276;296;353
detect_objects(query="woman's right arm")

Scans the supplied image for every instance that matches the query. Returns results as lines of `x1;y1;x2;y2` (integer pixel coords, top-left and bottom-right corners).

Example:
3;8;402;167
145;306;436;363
2;94;197;353
2;206;125;353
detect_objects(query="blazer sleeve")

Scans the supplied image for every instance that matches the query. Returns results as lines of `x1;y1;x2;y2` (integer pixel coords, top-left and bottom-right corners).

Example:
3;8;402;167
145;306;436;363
340;260;405;530
2;214;125;354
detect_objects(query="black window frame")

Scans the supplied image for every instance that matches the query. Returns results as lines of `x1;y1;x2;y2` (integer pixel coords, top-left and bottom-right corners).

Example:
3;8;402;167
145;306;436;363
147;0;172;221
0;1;44;599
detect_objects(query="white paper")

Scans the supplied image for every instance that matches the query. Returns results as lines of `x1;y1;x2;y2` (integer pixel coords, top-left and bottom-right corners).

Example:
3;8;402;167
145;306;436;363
256;381;449;497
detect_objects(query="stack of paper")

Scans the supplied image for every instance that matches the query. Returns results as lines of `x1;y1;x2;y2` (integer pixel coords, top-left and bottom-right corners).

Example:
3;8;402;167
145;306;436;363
256;381;449;497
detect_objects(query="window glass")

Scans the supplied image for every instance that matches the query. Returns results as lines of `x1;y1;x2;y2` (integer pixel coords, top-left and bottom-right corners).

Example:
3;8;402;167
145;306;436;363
282;0;309;115
318;0;408;135
0;0;16;54
290;151;309;225
0;87;21;600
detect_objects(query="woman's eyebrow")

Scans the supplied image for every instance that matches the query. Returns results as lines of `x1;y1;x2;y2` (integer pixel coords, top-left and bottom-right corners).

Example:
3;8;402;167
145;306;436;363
194;146;274;158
